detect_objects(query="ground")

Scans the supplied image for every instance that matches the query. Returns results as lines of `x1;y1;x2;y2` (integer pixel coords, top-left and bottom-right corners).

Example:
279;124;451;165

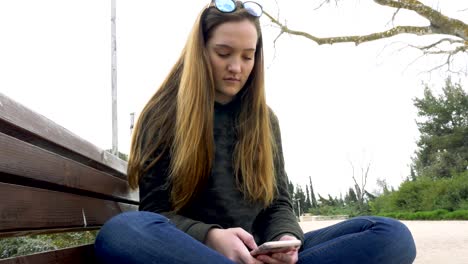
299;219;468;264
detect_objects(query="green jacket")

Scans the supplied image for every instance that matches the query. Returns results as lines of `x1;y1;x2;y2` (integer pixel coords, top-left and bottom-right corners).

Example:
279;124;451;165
139;99;304;245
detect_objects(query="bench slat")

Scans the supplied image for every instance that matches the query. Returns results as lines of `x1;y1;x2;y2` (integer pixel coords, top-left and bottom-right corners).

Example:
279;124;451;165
0;93;126;176
0;183;137;234
0;132;138;203
0;244;96;264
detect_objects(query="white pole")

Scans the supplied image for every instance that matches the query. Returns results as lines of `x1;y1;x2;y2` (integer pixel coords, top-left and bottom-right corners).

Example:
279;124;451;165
130;112;135;136
111;0;118;156
296;199;301;221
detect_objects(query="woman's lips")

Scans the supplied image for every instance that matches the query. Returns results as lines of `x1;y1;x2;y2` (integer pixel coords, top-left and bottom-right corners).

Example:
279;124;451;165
224;78;240;82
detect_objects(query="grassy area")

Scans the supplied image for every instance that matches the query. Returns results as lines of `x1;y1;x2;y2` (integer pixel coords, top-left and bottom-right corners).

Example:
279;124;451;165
377;209;468;220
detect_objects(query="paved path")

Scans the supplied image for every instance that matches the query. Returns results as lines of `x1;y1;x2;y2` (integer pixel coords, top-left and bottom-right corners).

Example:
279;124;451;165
299;220;468;264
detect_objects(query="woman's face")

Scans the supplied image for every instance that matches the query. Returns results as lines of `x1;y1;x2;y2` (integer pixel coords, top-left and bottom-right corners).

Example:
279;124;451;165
206;19;258;104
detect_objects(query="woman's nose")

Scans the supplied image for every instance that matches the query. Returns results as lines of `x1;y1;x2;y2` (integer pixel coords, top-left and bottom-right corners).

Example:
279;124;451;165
227;59;241;73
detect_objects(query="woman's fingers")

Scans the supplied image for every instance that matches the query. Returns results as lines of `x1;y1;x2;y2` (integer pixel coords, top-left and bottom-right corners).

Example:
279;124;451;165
206;227;264;264
255;249;299;264
233;227;258;250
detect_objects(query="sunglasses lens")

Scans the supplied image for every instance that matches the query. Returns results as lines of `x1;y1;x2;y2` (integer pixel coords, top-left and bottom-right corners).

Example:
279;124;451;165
215;0;236;13
243;2;262;17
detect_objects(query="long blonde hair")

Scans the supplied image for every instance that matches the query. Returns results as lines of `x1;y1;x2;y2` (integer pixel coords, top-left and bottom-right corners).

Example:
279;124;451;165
128;3;277;211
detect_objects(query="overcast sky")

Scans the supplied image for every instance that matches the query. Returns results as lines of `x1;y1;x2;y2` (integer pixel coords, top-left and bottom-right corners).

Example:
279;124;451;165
1;0;466;197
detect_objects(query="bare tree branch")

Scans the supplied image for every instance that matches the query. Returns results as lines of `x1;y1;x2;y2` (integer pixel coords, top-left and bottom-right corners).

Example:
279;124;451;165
374;0;467;39
273;0;280;21
265;10;434;46
349;161;359;198
350;161;356;183
378;38;466;75
403;52;427;73
406;39;468;74
415;38;464;50
265;0;283;68
314;0;339;10
420;44;468;75
386;7;401;27
264;0;468;73
363;163;370;196
264;0;468;45
314;0;329;11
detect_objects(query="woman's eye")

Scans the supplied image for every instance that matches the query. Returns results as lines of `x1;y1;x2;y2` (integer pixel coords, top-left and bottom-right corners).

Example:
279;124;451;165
243;57;253;61
217;53;230;57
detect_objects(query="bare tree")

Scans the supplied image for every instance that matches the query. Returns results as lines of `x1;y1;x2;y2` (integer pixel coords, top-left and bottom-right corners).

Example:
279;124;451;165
349;160;371;210
264;0;468;73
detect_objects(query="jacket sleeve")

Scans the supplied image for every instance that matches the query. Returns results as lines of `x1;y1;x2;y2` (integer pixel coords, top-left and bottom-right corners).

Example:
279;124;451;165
252;110;305;244
138;152;221;243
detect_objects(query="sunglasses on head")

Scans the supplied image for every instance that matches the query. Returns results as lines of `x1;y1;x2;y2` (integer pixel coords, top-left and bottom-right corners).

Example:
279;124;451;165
210;0;263;17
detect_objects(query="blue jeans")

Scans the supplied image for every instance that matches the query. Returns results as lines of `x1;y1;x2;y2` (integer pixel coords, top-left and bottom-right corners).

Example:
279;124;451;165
94;211;416;264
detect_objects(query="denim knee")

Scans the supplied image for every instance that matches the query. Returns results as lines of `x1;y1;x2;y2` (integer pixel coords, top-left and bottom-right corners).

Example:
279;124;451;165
102;211;168;229
369;216;417;262
94;211;169;259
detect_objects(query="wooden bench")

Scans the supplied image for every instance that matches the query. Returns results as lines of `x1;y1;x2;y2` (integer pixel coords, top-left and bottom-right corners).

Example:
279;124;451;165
0;93;138;263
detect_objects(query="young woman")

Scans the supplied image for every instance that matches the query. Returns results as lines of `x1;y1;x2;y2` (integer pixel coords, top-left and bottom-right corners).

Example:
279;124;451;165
94;1;417;263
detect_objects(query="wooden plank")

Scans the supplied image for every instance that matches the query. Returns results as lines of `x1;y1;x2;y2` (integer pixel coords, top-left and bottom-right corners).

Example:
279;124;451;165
0;244;96;264
0;93;127;176
0;183;137;233
0;132;138;203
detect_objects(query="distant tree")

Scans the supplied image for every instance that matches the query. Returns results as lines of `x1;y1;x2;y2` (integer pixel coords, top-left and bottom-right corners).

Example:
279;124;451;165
305;185;312;210
309;176;318;208
410;166;417;182
412;78;468;179
345;188;358;205
317;194;328;206
294;185;307;216
287;180;295;199
365;191;377;201
327;194;337;206
338;193;344;206
318;194;337;207
376;178;390;195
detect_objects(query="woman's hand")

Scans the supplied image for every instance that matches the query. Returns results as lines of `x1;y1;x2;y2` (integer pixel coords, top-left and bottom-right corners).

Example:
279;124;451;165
254;235;299;264
206;228;264;264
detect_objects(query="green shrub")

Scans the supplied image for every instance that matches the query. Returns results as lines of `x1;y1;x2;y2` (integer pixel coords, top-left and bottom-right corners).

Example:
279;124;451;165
369;191;399;213
376;209;468;220
371;171;468;214
37;231;97;248
443;210;468;220
0;231;97;259
0;237;56;259
412;209;449;220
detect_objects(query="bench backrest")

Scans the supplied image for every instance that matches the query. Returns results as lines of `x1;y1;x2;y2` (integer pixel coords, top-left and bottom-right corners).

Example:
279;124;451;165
0;93;138;263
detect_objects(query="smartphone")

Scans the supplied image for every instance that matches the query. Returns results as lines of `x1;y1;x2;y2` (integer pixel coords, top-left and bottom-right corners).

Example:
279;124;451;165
250;240;302;256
